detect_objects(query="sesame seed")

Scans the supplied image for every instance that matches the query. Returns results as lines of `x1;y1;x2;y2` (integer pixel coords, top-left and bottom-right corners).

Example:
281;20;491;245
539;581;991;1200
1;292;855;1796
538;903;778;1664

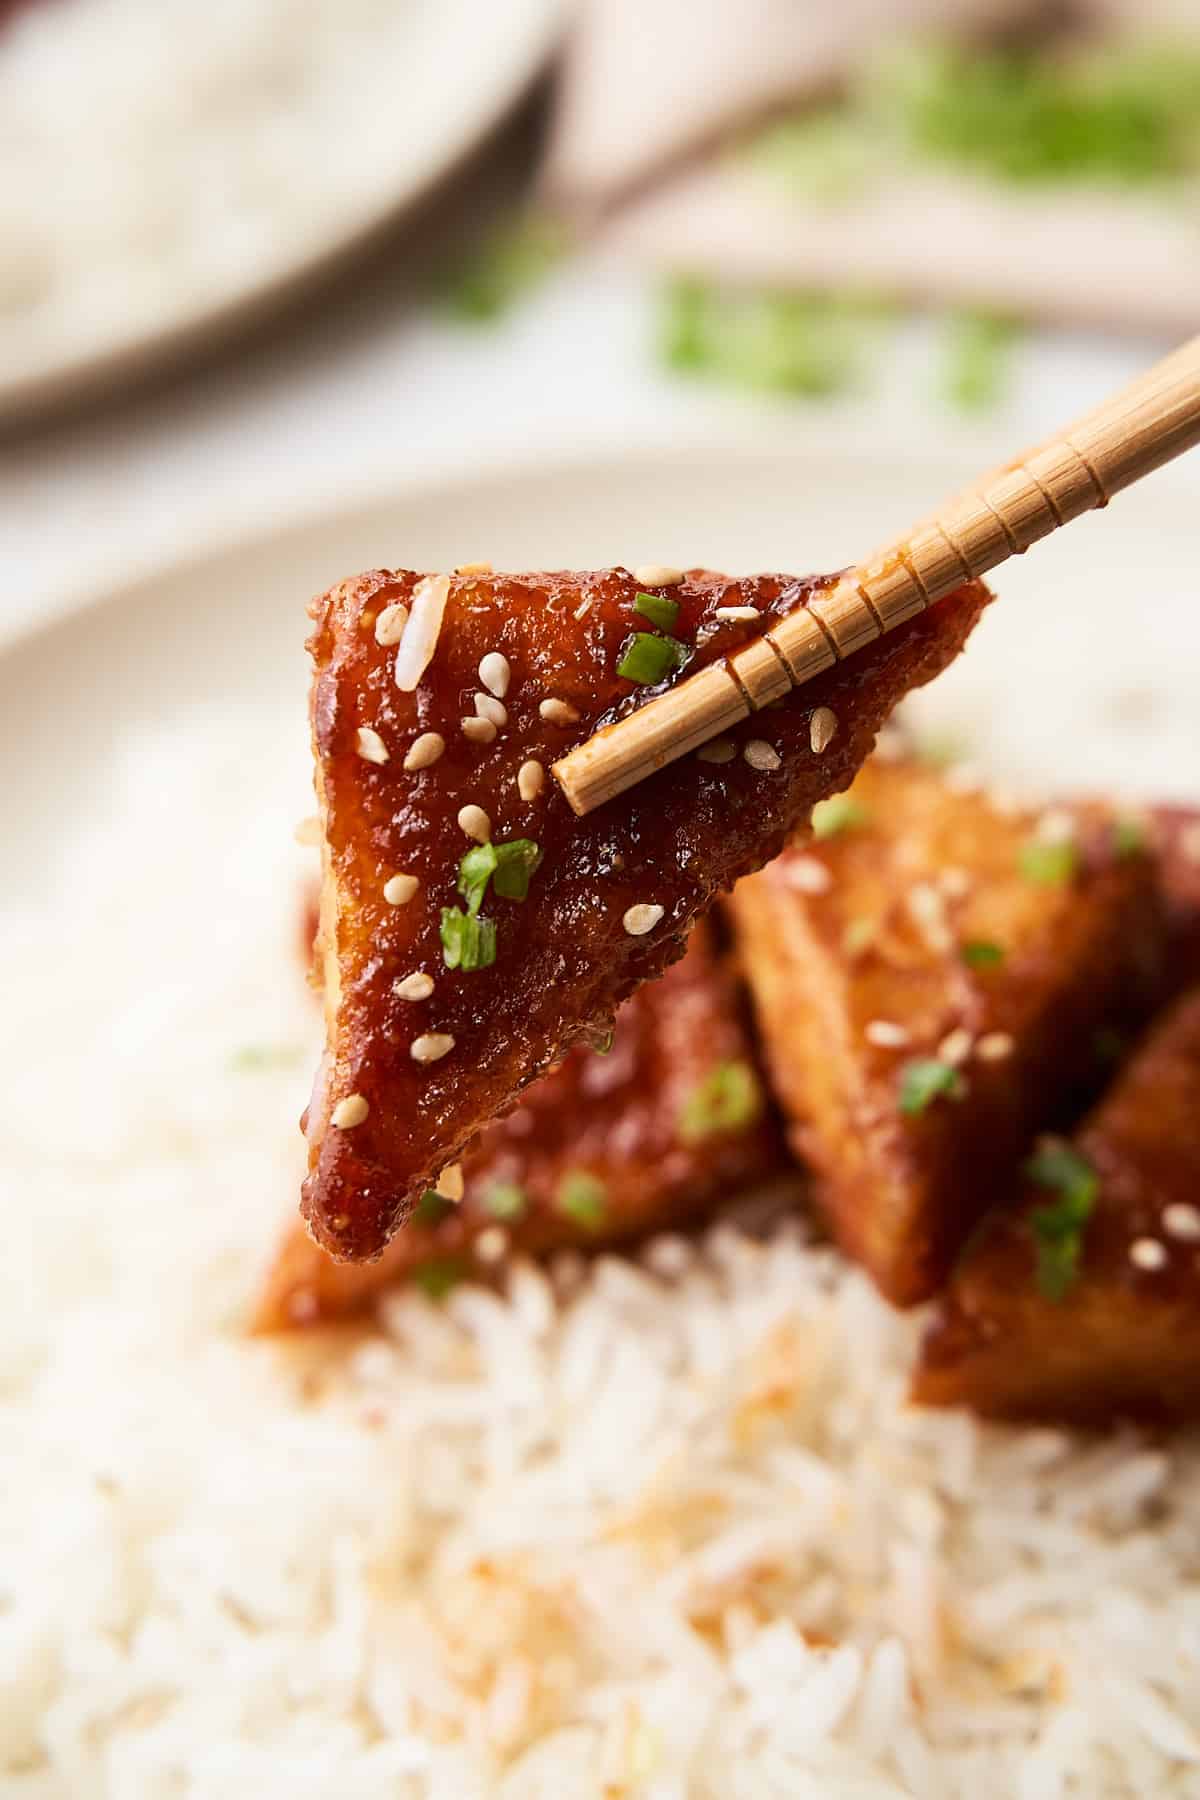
1129;1237;1168;1271
540;697;580;726
744;739;781;772
394;971;434;1001
456;560;493;576
374;601;409;646
938;866;973;900
293;815;322;846
976;1031;1015;1063
383;873;419;905
403;731;445;772
474;693;508;727
696;738;737;764
394;573;450;692
937;1027;974;1067
714;605;760;622
461;716;498;745
633;564;684;586
411;1032;455;1065
1163;1203;1200;1242
623;903;665;936
1180;821;1200;865
458;804;491;843
475;1225;509;1262
809;707;838;755
573;595;595;621
908;882;953;953
331;1093;369;1129
1036;807;1077;846
865;1020;910;1049
355;726;389;765
518;759;545;801
479;651;511;698
436;1162;464;1202
784;855;832;895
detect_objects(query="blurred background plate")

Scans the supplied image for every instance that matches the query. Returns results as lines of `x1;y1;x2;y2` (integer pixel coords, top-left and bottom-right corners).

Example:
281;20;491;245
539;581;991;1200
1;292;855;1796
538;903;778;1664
4;439;1197;908
0;0;564;424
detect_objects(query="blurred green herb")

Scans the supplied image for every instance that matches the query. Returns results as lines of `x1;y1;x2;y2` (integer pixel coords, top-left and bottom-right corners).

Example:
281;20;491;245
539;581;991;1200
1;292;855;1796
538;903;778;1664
962;939;1005;970
440;213;571;324
1019;839;1079;886
659;278;884;400
413;1257;467;1300
415;1189;454;1227
942;312;1019;413
742;109;883;204
898;1057;966;1116
484;1182;527;1221
1025;1141;1098;1299
1112;815;1147;858
557;1171;608;1230
811;795;871;839
678;1060;762;1143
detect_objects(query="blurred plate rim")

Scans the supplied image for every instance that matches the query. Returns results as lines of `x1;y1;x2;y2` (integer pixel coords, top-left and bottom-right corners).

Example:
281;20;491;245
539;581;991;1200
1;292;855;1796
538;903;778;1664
0;0;566;428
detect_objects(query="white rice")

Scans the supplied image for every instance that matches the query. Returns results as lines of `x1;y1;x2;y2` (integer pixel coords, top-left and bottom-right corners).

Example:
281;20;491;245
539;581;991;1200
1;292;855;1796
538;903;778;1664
3;715;1200;1798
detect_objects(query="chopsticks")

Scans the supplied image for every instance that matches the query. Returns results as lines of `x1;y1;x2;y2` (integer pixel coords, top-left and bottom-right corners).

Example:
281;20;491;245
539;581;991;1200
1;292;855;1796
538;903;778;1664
553;332;1200;817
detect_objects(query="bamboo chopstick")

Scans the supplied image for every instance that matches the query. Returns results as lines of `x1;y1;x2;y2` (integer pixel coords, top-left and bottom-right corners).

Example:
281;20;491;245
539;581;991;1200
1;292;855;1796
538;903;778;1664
553;332;1200;818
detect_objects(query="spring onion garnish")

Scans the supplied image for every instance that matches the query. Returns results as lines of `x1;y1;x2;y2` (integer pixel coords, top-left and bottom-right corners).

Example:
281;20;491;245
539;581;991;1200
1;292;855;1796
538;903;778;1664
1019;840;1078;885
1112;816;1146;858
557;1171;608;1229
415;1189;454;1226
617;631;688;686
942;311;1017;414
492;838;542;901
413;1257;467;1300
440;907;497;971
457;842;498;915
898;1057;966;1116
962;939;1004;969
1025;1142;1098;1300
679;1060;762;1142
811;795;871;839
634;589;681;632
484;1182;527;1221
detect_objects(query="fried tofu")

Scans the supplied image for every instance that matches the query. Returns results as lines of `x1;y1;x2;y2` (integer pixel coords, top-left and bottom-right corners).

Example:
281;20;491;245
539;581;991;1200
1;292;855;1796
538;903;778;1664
303;566;987;1259
913;988;1200;1426
256;922;780;1330
726;758;1168;1305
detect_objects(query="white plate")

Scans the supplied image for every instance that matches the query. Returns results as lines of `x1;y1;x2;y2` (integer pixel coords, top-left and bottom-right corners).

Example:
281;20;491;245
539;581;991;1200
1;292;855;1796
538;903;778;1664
0;0;563;423
4;440;1197;899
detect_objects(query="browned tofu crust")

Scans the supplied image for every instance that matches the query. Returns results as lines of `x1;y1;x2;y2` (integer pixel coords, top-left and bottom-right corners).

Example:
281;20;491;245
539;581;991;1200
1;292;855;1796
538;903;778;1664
257;923;780;1330
726;758;1168;1305
914;988;1200;1425
303;567;988;1260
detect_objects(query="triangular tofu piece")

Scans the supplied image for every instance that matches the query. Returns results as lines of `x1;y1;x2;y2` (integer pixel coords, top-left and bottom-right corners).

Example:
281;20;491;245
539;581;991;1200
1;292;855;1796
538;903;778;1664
914;987;1200;1426
725;757;1168;1304
303;566;987;1259
257;921;779;1330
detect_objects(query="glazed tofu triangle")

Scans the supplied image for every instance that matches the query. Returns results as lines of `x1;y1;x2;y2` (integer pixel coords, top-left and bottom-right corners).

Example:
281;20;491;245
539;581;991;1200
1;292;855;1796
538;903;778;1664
303;565;989;1261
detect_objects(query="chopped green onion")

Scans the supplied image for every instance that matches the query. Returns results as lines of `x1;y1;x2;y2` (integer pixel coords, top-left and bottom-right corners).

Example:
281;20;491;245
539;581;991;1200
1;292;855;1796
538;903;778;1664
898;1057;966;1116
457;843;498;916
634;590;681;632
658;278;882;399
617;631;689;686
678;1060;763;1142
413;1257;467;1300
1112;815;1146;858
439;213;570;323
962;940;1005;970
591;1028;615;1056
1025;1142;1098;1300
557;1171;608;1230
942;311;1018;414
811;795;871;839
1019;840;1079;885
484;1182;527;1221
415;1189;454;1227
492;838;542;902
440;906;497;971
